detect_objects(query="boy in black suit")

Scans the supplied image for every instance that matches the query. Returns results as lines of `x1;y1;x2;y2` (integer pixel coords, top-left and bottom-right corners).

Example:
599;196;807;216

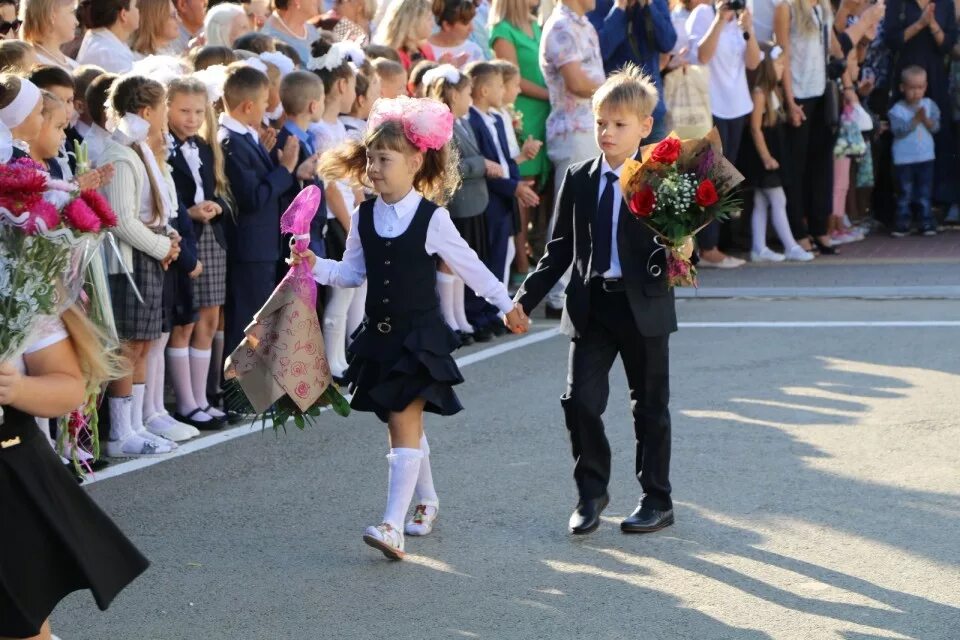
218;64;303;355
513;65;678;536
465;61;539;341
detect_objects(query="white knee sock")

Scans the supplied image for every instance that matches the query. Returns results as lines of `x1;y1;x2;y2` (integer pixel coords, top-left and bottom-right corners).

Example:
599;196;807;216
346;280;367;341
452;277;473;334
108;395;134;441
324;287;354;375
504;237;516;288
167;347;210;422
751;189;770;255
764;187;801;252
190;347;224;418
382;448;423;530
207;329;224;398
436;272;458;331
131;383;147;431
143;333;169;420
414;434;439;507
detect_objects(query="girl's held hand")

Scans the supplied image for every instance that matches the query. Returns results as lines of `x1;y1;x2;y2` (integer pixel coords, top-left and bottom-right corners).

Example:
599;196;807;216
0;361;24;406
288;249;317;270
96;163;116;187
504;304;530;334
788;101;806;127
74;171;101;191
190;261;203;278
762;155;780;171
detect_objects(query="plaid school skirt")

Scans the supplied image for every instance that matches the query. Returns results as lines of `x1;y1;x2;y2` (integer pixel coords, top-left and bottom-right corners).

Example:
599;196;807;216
109;237;165;342
193;226;226;308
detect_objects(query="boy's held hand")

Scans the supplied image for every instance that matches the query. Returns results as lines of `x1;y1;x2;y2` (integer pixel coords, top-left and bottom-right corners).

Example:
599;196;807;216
484;159;504;178
504;304;530;334
261;127;278;154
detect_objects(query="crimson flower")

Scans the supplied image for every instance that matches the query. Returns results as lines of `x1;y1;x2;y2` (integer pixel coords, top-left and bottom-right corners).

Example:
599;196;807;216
62;198;101;233
24;200;61;235
628;186;656;218
650;137;682;165
80;190;118;227
695;179;719;207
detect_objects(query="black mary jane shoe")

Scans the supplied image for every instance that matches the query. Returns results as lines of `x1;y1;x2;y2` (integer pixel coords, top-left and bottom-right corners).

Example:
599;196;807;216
472;326;493;343
457;331;475;347
569;494;610;535
174;408;224;431
489;322;509;338
620;504;675;534
200;405;228;425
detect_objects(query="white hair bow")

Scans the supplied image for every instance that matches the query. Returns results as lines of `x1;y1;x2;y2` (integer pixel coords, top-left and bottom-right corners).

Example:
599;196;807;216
242;57;269;74
0;121;11;164
308;41;365;72
192;64;229;103
260;51;296;77
422;64;461;87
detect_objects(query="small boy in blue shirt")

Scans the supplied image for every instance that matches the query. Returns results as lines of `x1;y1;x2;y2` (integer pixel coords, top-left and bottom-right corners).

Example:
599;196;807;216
888;65;940;237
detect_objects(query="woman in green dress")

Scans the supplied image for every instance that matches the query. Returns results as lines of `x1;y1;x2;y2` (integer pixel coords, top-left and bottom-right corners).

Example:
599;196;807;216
489;0;551;284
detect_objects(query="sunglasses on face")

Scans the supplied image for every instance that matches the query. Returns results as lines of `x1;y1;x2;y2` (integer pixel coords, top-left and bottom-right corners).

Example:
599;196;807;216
0;19;21;35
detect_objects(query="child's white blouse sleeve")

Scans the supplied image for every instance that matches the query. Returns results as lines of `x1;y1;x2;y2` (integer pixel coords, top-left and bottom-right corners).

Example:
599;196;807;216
426;208;514;314
311;209;366;288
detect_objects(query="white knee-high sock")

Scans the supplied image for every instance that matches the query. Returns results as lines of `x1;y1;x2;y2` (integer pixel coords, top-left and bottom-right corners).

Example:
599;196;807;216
414;434;439;507
764;187;801;252
451;277;473;334
131;383;147;431
324;287;354;375
108;395;134;441
189;347;224;417
751;189;770;255
382;448;423;530
346;280;367;341
144;333;169;420
436;272;458;331
207;330;224;398
167;347;208;419
504;238;516;288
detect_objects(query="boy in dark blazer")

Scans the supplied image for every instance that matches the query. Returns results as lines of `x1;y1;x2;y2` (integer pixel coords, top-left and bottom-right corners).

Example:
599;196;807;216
514;65;678;536
217;64;301;356
465;61;540;339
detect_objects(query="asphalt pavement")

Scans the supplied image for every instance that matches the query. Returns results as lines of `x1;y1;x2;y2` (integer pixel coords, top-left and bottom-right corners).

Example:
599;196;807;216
52;299;960;640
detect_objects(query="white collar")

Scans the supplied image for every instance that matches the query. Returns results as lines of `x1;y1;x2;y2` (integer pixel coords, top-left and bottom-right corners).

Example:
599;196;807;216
219;113;259;142
473;106;497;124
600;150;639;178
93;27;130;50
75;120;91;137
377;189;422;219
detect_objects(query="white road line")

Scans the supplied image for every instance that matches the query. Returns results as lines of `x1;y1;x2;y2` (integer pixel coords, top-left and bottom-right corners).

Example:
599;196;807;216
86;327;563;485
85;319;960;484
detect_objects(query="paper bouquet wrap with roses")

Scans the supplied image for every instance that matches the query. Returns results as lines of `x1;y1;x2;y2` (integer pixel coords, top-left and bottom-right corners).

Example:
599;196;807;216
224;186;350;430
620;129;744;287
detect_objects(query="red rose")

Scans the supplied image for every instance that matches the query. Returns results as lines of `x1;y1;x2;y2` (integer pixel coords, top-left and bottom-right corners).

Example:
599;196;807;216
695;179;719;207
650;137;682;165
628;186;656;218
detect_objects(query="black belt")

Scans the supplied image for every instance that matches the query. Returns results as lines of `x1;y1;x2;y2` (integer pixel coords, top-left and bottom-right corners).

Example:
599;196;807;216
593;277;625;293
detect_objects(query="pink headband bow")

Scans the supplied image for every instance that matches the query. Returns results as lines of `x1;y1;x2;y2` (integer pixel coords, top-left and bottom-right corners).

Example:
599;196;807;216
366;97;454;152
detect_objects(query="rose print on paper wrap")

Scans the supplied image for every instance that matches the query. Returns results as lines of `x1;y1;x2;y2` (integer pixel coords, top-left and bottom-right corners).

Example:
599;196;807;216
295;381;311;398
291;361;307;377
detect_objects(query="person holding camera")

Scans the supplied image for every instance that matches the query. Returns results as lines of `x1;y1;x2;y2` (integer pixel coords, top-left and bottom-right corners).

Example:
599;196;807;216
685;0;761;268
588;0;677;143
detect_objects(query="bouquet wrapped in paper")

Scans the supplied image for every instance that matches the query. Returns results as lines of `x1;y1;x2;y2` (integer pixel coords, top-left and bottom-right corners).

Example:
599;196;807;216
224;186;350;430
620;129;744;287
0;153;120;469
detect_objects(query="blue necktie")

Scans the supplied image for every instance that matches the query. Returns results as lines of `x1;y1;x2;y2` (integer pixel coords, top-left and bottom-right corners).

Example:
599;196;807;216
593;171;617;276
492;115;511;172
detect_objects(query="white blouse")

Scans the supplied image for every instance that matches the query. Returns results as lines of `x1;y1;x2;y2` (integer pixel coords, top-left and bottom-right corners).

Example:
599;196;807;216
312;189;514;314
77;28;140;74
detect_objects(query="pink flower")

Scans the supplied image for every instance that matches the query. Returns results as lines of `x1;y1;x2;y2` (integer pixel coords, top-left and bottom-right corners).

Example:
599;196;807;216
62;198;101;233
295;381;310;398
291;361;307;376
24;201;61;234
80;190;118;228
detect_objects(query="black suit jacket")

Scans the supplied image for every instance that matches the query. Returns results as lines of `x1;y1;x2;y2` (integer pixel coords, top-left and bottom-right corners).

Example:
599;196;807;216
516;155;677;338
466;107;519;218
272;126;327;259
219;126;294;263
168;134;228;250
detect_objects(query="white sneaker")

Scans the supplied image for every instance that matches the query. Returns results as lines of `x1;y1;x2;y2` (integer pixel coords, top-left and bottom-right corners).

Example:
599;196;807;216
362;523;405;560
136;428;178;449
699;255;745;269
784;246;816;262
405;504;439;536
145;414;198;442
750;247;785;263
105;433;175;457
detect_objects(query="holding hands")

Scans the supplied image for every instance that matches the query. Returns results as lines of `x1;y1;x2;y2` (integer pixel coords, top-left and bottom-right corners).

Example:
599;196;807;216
504;303;530;334
187;200;222;223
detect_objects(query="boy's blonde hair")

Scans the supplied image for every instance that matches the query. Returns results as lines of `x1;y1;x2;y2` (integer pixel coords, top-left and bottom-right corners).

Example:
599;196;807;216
280;70;324;116
373;57;406;81
592;63;658;118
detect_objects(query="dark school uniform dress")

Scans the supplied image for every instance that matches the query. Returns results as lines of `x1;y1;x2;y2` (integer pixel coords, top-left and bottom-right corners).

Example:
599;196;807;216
0;406;148;637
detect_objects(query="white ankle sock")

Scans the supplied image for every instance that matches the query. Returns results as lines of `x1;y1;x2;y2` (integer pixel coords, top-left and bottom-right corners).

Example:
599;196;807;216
131;384;147;432
414;434;439;507
108;395;134;441
452;277;473;334
208;330;224;398
382;448;423;530
436;272;458;331
167;347;207;419
190;347;224;417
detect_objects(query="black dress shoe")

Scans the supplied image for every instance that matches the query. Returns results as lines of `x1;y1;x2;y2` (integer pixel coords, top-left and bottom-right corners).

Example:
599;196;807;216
621;504;674;533
489;322;508;337
545;306;563;320
457;331;475;346
472;326;493;342
569;494;610;535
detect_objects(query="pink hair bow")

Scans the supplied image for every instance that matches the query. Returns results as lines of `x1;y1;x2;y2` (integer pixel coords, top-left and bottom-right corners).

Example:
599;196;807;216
366;97;454;152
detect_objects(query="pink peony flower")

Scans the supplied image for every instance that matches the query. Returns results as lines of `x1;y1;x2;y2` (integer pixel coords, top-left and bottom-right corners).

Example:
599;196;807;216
80;190;118;227
62;198;101;233
24;200;61;235
295;381;310;398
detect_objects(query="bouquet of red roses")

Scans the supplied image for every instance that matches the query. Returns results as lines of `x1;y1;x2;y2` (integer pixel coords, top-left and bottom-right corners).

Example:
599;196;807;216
620;129;743;287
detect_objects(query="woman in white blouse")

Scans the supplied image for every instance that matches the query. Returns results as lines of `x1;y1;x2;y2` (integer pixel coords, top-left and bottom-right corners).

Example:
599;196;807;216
19;0;80;71
686;0;761;268
77;0;141;74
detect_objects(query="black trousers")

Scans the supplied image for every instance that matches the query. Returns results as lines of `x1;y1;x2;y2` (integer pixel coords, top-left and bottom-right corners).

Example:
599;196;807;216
784;95;834;238
698;114;748;250
561;282;672;509
224;260;277;357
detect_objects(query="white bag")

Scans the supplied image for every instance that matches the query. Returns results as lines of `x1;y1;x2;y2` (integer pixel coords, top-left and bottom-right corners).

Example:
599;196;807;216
664;65;713;139
851;102;874;132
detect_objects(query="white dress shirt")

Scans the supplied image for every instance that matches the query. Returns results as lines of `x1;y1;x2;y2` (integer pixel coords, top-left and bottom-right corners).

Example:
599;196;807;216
218;113;260;142
597;152;637;280
474;107;511;177
179;140;205;205
312;189;514;314
76;28;139;74
82;123;112;167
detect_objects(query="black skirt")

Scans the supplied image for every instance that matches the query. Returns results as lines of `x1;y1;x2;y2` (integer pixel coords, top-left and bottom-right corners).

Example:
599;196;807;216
345;312;464;423
741;122;794;189
0;407;149;638
451;214;488;262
